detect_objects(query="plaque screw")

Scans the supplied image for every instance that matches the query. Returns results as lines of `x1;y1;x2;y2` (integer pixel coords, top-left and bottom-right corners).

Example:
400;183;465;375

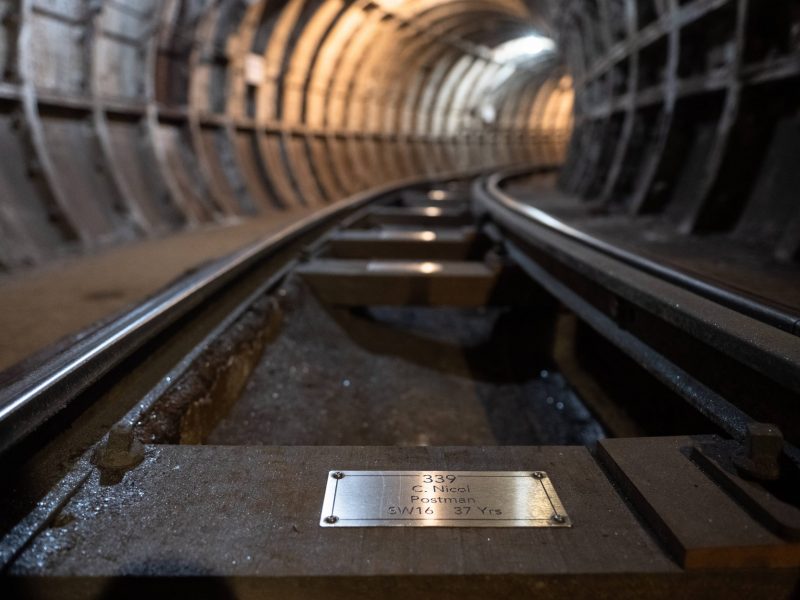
551;514;566;524
531;471;546;479
332;471;345;479
325;516;339;524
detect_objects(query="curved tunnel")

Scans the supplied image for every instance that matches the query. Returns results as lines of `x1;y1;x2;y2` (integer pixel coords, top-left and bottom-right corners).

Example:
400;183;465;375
1;3;800;587
0;0;573;270
1;0;798;272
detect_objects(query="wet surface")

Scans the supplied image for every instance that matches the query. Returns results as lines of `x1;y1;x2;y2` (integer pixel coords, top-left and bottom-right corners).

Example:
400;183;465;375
207;277;604;446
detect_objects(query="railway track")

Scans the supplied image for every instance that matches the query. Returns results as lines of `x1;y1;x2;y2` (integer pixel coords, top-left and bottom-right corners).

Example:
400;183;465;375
1;170;799;597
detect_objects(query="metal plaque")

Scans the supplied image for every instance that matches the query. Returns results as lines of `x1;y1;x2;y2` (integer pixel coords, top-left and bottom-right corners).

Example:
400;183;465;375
319;470;571;527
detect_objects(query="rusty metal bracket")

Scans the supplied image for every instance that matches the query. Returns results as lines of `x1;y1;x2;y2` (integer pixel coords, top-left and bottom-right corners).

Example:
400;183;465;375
92;423;144;485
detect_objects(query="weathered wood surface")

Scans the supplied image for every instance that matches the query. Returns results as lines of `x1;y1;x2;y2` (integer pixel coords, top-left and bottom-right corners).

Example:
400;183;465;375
297;259;498;306
692;439;800;541
12;446;676;577
598;436;800;569
9;445;800;597
364;206;473;228
399;189;468;209
327;229;478;260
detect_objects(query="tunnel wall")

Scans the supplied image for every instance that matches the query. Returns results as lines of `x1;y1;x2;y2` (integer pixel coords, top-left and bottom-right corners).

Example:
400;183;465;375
0;0;571;272
554;0;800;263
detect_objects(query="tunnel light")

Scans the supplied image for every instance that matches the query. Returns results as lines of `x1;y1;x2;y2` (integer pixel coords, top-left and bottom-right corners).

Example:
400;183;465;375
492;34;555;63
479;104;497;125
419;262;442;274
245;53;265;85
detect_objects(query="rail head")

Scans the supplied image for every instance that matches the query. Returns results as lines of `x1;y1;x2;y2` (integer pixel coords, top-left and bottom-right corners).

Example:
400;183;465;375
474;168;800;463
0;167;507;458
482;168;800;337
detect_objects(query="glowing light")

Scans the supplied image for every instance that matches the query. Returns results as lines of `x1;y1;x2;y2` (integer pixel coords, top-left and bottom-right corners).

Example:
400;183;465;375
427;190;447;201
366;261;442;274
423;207;443;217
479;104;497;124
418;231;437;242
244;53;265;85
376;0;405;9
492;34;555;64
419;262;442;274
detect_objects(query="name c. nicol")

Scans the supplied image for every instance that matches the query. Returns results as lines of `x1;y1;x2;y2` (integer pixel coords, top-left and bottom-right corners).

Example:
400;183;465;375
412;485;472;493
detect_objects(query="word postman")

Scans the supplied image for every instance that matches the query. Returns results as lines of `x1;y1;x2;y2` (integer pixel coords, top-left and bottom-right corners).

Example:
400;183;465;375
319;470;571;528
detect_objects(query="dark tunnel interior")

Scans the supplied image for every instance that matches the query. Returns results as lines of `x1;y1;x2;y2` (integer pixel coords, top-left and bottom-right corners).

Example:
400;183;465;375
0;0;797;274
0;0;572;269
0;1;799;594
0;0;796;311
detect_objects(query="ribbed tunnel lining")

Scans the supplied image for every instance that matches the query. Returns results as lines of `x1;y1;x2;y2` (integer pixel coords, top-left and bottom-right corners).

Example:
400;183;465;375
0;0;572;270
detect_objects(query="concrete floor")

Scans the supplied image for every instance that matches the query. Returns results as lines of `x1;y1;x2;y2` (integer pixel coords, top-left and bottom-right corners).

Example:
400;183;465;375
0;209;314;372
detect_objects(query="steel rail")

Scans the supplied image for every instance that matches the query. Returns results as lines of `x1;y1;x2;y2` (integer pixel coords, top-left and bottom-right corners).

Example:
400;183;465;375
484;167;800;336
0;168;494;457
475;168;800;466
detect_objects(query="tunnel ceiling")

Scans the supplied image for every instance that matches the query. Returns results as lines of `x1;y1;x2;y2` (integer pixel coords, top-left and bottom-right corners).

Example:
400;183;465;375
0;0;573;271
